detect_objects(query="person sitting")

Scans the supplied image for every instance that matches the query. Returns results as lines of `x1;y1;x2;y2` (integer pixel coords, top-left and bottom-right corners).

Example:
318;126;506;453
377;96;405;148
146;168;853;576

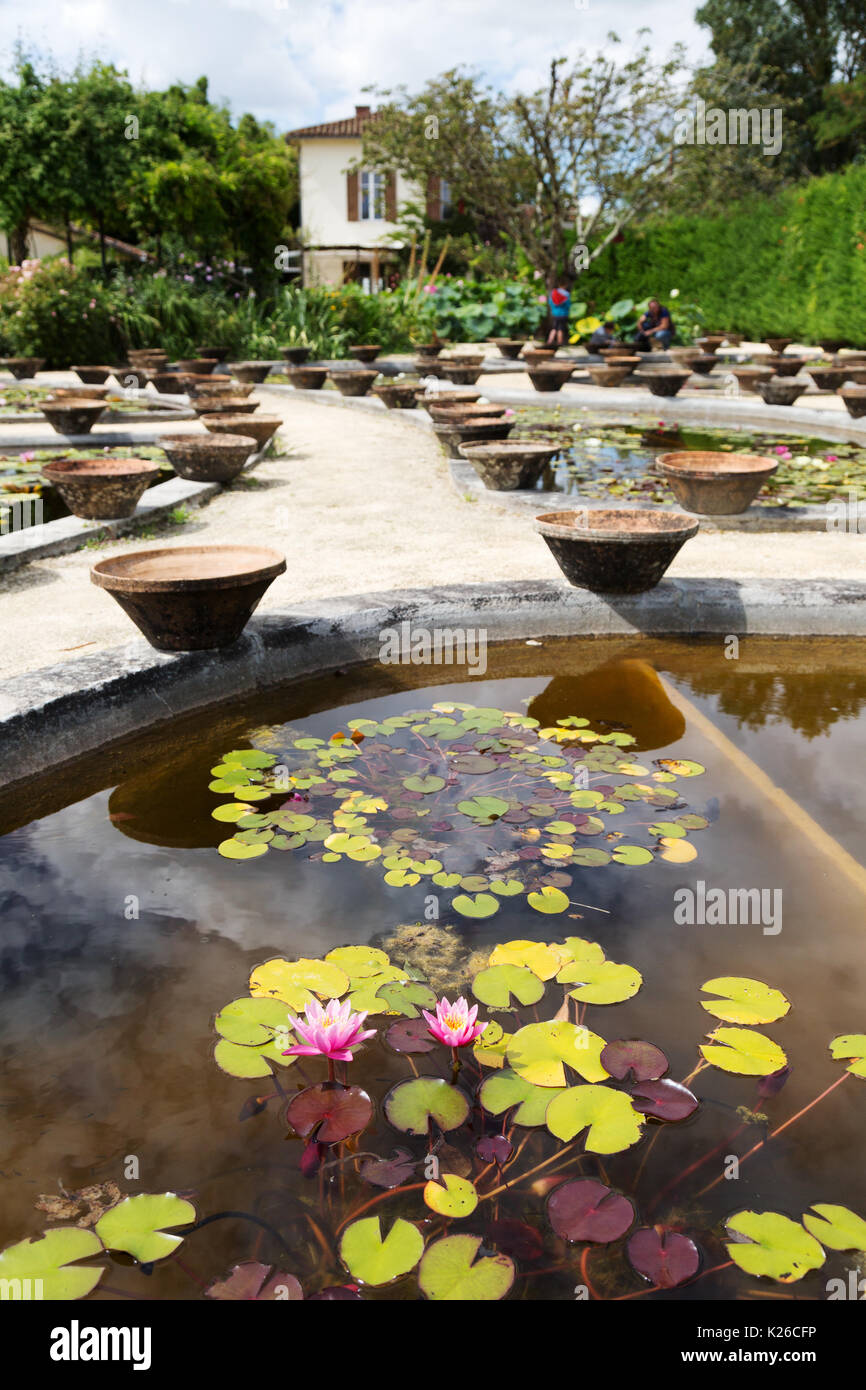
588;320;618;351
546;284;571;347
634;299;674;351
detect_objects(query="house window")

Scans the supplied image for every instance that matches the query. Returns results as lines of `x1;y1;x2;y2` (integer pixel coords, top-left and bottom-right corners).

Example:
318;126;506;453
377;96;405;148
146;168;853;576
359;171;385;220
439;178;453;220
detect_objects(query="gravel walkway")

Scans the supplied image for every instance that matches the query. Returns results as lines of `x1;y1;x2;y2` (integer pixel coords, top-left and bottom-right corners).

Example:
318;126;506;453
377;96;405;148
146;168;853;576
0;388;863;680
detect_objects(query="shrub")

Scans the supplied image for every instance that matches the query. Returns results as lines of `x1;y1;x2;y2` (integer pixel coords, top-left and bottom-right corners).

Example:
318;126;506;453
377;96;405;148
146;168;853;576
0;258;151;366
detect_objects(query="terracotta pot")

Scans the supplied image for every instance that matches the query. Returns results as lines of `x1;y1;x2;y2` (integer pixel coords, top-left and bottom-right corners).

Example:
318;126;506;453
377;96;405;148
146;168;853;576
349;344;381;363
522;348;556;364
227;361;273;383
289;366;328;390
48;385;113;401
528;364;576;392
413;357;446;377
148;372;199;394
696;336;725;354
536;508;699;594
688;355;719;376
281;346;311;365
128;347;167;360
587;365;630;388
597;345;628;358
433;419;515;457
371;382;421;409
42;457;160;519
329;369;379;397
656;450;778;515
633;368;692;397
428;402;507;422
41;400;107;435
113;366;150;389
833;352;866;366
818;338;847;353
764;355;806;378
159;432;257;482
415;342;447;358
71;365;115;385
458;441;557;490
186;374;234;395
754;377;805;406
175;358;219;374
729;366;773;394
487;339;526;359
840;386;866;419
604;355;641;374
805;364;866;390
91;545;286;651
440;365;484;385
764;337;793;354
192;396;259;416
415;389;480;409
195;345;230;361
0;356;45;379
200;414;281;447
668;347;702;366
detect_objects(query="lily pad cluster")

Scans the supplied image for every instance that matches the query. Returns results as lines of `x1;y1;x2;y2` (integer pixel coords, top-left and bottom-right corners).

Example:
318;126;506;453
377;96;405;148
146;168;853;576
208;702;711;919
199;936;866;1299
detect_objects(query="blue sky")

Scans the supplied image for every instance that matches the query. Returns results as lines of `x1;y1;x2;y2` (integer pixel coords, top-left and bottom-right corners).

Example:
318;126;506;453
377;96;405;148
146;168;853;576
0;0;708;131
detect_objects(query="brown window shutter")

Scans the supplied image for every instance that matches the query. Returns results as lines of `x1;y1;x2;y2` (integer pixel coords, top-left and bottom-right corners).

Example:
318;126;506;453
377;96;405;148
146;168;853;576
385;171;397;222
425;174;441;221
347;170;359;221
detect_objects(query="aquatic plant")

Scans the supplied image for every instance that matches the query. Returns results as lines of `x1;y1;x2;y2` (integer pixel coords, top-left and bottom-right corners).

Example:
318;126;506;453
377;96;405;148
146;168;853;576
207;702;712;919
5;939;863;1301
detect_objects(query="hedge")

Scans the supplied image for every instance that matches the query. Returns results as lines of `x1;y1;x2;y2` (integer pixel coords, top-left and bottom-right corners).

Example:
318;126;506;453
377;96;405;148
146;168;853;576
574;164;866;342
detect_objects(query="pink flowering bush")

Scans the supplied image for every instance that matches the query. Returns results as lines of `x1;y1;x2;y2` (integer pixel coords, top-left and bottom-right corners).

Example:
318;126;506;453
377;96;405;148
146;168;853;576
0;257;143;366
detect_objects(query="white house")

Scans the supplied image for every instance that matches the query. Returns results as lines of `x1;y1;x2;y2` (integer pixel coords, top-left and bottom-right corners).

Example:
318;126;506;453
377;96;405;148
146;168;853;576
285;105;450;290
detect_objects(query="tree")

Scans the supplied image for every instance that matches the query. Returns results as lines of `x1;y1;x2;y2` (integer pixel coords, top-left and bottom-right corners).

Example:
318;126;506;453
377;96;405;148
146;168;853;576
0;55;78;264
358;41;686;288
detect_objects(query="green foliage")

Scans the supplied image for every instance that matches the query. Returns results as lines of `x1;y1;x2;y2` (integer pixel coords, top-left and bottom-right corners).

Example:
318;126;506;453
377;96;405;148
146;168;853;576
426;276;547;340
575;163;866;340
0;257;152;366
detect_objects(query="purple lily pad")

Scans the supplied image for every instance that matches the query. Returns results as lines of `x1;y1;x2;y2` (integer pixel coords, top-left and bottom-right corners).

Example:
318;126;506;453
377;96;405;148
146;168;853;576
629;1078;698;1122
601;1039;669;1082
626;1227;700;1288
205;1262;304;1301
558;812;589;827
757;1065;792;1099
547;1178;635;1244
486;1219;544;1262
359;1148;417;1189
502;809;531;824
387;1018;436;1054
309;1285;363;1300
476;1134;513;1165
286;1084;373;1143
518;847;543;860
539;871;573;888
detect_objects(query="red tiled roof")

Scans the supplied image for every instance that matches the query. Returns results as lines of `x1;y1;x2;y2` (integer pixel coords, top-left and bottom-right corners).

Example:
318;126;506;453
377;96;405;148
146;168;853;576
285;106;376;139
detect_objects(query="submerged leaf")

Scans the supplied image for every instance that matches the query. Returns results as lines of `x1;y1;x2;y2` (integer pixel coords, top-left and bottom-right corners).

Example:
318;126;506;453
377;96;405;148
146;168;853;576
205;1262;303;1301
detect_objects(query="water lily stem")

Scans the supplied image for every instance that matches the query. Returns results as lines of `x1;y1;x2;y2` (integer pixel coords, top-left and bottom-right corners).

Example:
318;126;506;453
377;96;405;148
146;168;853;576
334;1182;428;1238
481;1140;579;1201
694;1072;850;1199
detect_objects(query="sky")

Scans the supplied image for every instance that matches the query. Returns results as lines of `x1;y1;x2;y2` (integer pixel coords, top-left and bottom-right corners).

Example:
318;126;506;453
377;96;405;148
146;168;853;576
0;0;709;131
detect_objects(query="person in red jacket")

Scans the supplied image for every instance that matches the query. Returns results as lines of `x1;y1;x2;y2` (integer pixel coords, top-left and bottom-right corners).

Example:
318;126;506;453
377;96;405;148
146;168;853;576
546;285;571;347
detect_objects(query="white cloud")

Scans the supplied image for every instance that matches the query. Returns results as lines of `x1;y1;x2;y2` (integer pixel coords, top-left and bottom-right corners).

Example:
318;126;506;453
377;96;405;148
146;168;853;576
0;0;707;131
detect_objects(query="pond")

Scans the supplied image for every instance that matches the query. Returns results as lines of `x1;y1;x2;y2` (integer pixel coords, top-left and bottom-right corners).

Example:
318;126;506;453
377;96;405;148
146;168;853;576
1;636;865;1301
0;447;171;525
509;410;863;509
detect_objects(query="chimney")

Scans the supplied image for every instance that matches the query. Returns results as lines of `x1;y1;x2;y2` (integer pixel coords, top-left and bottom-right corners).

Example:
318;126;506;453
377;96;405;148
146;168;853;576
355;105;371;119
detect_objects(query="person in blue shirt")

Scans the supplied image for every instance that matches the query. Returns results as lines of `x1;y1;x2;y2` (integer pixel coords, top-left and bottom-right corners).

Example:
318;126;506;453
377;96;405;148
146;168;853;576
634;299;674;350
546;285;571;347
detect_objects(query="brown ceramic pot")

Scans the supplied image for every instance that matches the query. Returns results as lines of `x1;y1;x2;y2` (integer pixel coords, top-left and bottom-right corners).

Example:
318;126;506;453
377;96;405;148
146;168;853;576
764;337;793;354
148;372;200;394
688;355;719;376
528;364;576;392
48;385;113;401
729;366;773;394
41;400;107;435
227;361;273;383
329;369;378;397
349;344;381;364
754;377;805;406
289;366;328;390
0;356;45;379
458;441;557;490
415;389;480;409
536;508;699;593
113;366;150;389
840;386;866;419
200;414;281;447
633;368;691;397
42;457;160;519
90;545;286;650
440;365;484;385
371;382;421;409
71;365;115;385
433;419;515;457
655;451;778;515
175;358;219;375
192;396;259;416
427;402;507;422
281;346;311;365
764;355;806;378
487;339;526;359
159;432;258;482
587;365;630;388
195;345;230;362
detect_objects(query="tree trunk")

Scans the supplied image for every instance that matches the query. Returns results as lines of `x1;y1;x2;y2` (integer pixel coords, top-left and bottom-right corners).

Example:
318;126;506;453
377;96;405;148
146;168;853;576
9;219;29;266
98;214;107;279
65;218;74;262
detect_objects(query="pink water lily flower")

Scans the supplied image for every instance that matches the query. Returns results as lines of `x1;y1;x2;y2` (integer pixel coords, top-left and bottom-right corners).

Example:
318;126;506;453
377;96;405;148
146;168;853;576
283;997;376;1063
423;996;487;1048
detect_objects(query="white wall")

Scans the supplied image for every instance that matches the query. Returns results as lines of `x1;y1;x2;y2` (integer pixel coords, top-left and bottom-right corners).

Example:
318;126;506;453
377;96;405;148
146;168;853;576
298;137;421;249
